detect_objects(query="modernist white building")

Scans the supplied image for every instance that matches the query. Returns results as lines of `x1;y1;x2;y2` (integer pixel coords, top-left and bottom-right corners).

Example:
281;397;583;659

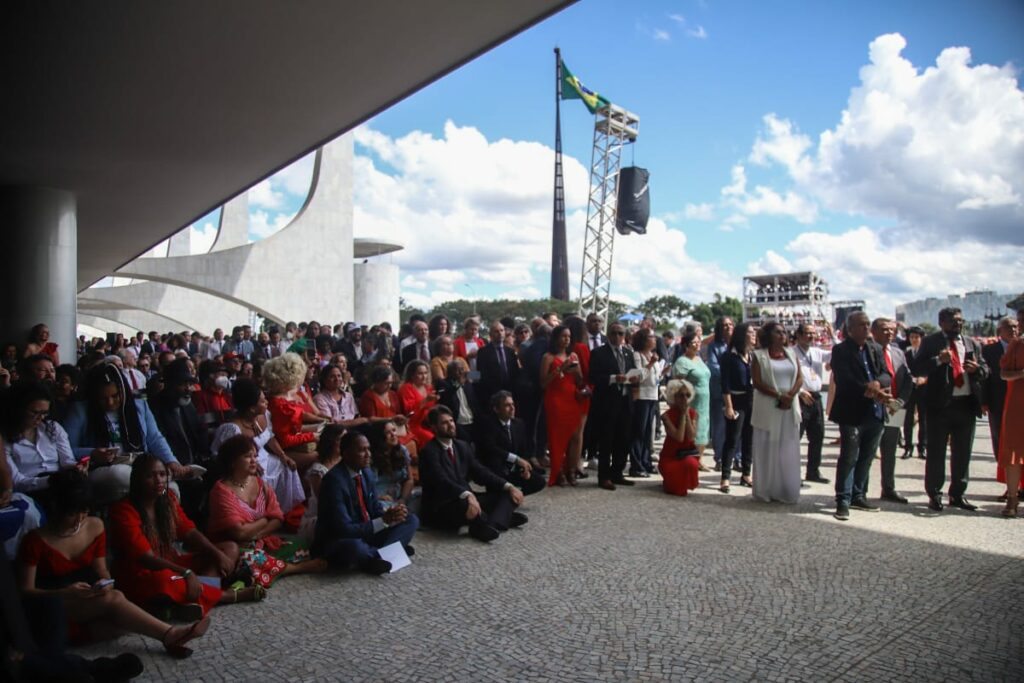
895;290;1017;327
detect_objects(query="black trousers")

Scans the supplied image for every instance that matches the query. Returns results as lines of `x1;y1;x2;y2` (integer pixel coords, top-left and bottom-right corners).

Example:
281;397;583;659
987;405;1003;458
506;468;547;496
721;392;753;479
875;425;901;495
799;392;824;477
925;398;976;499
903;388;927;454
427;490;516;532
596;393;633;482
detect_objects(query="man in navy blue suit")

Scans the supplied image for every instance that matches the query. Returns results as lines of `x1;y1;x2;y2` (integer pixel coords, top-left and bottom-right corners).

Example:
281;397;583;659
313;431;419;574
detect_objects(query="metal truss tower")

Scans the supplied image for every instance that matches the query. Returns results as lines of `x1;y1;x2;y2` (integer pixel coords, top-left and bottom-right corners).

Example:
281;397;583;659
578;104;639;319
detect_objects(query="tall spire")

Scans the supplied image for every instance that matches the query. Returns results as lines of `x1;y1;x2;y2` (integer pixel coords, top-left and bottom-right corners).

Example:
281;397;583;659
550;47;569;301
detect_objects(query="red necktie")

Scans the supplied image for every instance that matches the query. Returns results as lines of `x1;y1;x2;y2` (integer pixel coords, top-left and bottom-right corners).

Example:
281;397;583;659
447;445;456;466
949;339;965;388
129;371;138;391
353;473;369;522
883;347;896;388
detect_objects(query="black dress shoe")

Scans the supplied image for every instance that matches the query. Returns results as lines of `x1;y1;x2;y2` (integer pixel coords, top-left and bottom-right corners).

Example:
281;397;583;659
805;474;830;484
949;496;978;511
509;512;529;528
916;452;926;460
834;504;850;521
362;557;393;575
927;496;944;512
402;543;415;557
612;477;635;486
850;498;880;512
599;479;616;491
576;469;589;479
468;519;500;542
88;653;145;682
881;491;909;504
900;449;913;460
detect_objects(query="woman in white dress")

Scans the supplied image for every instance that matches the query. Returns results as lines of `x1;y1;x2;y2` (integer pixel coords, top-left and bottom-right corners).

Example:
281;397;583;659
750;322;804;504
211;378;306;514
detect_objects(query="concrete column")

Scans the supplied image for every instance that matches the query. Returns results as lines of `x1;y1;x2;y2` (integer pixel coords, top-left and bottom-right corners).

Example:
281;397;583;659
354;263;399;330
0;187;78;361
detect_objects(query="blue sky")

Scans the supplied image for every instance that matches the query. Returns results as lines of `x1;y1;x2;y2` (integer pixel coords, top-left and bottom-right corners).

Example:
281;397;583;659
179;0;1024;317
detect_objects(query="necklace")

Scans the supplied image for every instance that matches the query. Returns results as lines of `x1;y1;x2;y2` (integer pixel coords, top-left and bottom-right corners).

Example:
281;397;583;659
229;476;249;491
243;415;263;436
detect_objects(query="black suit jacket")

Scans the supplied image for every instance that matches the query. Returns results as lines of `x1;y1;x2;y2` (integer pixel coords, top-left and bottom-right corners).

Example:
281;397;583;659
419;438;507;522
148;391;208;465
475;413;532;477
313;465;385;555
476;343;518;406
982;341;1007;416
828;338;892;426
589;343;637;420
911;332;988;416
397;341;430;374
436;380;479;432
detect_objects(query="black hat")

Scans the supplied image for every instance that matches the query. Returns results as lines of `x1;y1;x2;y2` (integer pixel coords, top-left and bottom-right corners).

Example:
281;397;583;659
164;358;197;386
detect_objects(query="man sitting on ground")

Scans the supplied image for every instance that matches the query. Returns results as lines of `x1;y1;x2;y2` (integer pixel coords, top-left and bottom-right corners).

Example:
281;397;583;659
475;391;546;496
419;406;526;542
313;431;418;575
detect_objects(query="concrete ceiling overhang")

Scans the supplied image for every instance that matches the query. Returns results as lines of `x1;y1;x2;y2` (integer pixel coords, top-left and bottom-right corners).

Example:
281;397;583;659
0;0;573;291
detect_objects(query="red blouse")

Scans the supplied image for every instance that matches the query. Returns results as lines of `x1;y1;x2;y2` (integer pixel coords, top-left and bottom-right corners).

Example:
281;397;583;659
268;396;316;450
18;529;106;579
108;495;195;576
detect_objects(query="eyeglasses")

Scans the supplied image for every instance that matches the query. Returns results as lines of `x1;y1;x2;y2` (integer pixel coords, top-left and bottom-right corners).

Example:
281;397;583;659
27;408;49;418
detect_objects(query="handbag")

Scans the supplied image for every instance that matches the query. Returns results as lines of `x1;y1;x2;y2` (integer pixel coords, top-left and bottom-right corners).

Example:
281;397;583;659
675;447;699;459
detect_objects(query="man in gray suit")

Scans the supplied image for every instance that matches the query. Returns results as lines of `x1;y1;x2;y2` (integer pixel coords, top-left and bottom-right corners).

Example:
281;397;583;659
870;318;914;503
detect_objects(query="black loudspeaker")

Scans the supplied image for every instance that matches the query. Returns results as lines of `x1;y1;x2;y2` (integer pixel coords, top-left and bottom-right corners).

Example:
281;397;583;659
616;166;650;235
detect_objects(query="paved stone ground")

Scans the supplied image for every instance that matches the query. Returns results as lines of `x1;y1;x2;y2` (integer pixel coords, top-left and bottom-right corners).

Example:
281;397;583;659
76;421;1023;682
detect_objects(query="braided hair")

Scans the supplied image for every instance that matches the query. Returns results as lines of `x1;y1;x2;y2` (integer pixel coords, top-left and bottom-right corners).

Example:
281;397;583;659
128;454;177;556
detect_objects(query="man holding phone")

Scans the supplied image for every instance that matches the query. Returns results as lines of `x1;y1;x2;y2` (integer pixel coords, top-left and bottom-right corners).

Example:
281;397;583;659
911;307;989;512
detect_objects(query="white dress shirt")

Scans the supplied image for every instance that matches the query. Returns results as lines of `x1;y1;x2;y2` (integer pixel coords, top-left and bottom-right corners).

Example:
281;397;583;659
5;422;77;492
794;344;830;394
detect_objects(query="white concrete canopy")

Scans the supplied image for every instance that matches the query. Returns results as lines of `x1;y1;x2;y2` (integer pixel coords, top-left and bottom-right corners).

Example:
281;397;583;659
77;281;251;336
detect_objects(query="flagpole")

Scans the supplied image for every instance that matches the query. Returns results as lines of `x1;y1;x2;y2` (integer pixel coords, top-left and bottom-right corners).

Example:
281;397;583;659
551;47;569;301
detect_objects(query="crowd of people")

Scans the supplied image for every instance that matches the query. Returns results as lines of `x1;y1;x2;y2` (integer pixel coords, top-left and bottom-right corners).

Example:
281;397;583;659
0;304;1021;677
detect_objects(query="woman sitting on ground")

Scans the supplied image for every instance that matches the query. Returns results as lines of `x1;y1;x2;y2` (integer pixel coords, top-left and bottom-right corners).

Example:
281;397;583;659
357;365;413;443
398;360;438;453
264;353;328;473
108;455;263;619
206;435;327;588
16;469;209;658
212;379;306;515
298;424;345;543
658;379;701;497
371;420;420;514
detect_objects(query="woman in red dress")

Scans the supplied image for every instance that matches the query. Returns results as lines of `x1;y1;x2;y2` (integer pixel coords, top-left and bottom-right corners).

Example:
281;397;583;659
541;325;587;486
206;435;327;587
17;470;209;658
358;365;414;446
566;316;593;478
108;455;263;617
398;360;438;452
264;352;327;472
452;316;485;373
658;379;701;496
24;322;60;365
999;325;1024;518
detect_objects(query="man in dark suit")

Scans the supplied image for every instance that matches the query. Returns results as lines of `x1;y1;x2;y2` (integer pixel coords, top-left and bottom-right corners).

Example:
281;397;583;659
419;405;526;542
983;316;1019;466
396;320;431;373
517;323;551;460
313;431;418;574
901;326;928;459
476;321;518;411
436;358;480;442
475;391;546;495
870;318;913;504
333;323;364;368
911;306;989;512
589;322;639;490
828;312;892;521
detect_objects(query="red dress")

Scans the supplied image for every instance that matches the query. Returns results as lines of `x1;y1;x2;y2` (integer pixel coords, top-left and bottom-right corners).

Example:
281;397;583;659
108;495;222;615
999;339;1024;468
207;479;288;588
572;342;593;415
658;407;701;496
398;382;437;450
544;354;586;485
358;389;417;451
18;528;106;643
269;396;317;450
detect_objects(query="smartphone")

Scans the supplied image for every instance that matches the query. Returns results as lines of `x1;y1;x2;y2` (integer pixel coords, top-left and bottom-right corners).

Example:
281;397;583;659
93;578;115;590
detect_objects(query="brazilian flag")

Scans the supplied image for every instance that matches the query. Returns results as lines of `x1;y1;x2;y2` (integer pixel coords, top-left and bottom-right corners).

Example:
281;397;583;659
560;60;610;114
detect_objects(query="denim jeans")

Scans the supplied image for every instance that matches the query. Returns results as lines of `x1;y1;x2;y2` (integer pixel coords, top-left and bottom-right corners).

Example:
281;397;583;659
835;418;884;506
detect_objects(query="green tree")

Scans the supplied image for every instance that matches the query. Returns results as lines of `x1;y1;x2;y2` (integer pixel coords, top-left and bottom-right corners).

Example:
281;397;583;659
637;295;691;328
687;294;743;329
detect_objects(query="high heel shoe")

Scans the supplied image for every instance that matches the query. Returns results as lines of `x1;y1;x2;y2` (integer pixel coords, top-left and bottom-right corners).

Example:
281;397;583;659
555;473;568;487
739;476;753;488
1001;500;1019;518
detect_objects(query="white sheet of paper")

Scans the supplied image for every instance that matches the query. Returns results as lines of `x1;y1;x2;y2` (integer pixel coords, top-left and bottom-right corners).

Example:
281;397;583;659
378;541;411;573
198;575;221;588
625;368;643;379
888;408;907;426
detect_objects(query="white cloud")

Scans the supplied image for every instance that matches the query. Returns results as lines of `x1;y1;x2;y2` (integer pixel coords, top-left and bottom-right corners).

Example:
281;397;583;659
249;179;285;210
687;25;707;39
250;210;295;241
683;202;714;220
653;29;671;42
721;162;817;223
748;226;1024;317
668;13;685;24
401;274;427;289
742;33;1024;244
190;221;218;254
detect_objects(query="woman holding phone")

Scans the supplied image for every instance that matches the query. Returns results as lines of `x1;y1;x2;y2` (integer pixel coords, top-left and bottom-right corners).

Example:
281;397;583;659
17;470;210;657
541;325;587;487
